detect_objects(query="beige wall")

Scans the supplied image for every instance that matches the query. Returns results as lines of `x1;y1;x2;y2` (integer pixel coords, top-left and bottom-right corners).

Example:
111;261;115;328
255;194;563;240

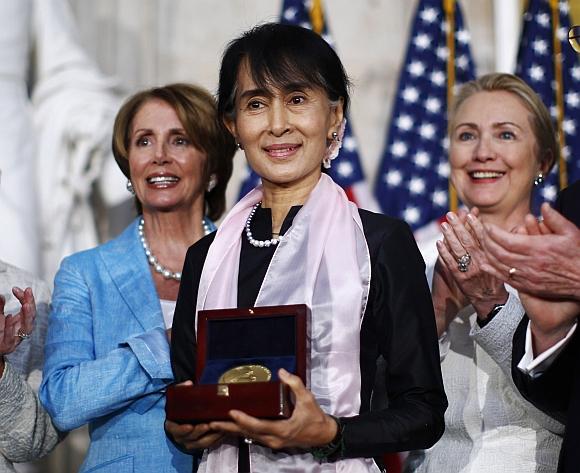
35;1;579;471
68;0;496;210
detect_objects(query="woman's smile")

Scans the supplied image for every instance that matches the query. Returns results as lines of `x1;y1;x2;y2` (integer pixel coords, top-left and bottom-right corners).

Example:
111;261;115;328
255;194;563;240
468;170;506;181
128;99;207;213
225;61;343;195
145;172;180;188
263;143;302;159
449;90;542;219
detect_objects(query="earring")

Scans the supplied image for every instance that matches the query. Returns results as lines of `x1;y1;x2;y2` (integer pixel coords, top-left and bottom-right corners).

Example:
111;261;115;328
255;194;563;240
236;142;244;150
206;174;217;192
126;179;135;195
323;119;347;169
534;172;544;186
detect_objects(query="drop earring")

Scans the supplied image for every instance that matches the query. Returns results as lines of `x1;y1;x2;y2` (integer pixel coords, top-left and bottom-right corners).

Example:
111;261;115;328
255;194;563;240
126;179;135;195
534;172;544;186
322;118;347;169
206;174;217;192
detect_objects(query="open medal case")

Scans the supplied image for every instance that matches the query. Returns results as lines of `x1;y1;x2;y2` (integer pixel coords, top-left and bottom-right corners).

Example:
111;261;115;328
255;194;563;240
166;304;309;423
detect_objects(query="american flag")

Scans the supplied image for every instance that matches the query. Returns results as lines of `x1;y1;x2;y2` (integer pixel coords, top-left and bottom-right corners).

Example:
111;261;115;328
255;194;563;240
238;0;378;210
374;0;475;231
516;0;580;209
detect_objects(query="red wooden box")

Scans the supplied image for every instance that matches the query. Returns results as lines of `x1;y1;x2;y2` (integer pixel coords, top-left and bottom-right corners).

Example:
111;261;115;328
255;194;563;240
166;304;309;423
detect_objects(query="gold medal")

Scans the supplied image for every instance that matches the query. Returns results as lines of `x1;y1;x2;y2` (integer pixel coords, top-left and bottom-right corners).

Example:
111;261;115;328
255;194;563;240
218;364;272;384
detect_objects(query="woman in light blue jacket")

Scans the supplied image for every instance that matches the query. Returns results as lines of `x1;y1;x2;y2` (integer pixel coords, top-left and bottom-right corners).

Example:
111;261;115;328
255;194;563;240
40;83;235;472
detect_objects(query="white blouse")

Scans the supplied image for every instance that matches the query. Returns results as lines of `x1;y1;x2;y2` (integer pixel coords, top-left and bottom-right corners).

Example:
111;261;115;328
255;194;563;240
160;299;176;329
405;240;563;473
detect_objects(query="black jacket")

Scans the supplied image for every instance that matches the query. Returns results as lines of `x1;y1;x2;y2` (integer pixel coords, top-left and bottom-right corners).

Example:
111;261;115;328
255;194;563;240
171;208;447;464
512;180;580;473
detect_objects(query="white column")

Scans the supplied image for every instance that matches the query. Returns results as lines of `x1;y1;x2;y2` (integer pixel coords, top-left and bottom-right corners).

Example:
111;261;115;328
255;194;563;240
493;0;521;73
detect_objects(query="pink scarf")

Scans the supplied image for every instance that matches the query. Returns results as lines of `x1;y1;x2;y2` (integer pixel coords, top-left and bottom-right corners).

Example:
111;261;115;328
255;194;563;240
196;174;379;472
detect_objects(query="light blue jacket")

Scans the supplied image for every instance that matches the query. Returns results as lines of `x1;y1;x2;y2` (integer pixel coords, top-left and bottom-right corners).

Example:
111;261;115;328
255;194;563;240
40;219;193;472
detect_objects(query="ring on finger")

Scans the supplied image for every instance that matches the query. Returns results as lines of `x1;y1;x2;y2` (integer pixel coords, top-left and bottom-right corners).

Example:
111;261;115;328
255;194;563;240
508;267;517;277
456;253;471;273
16;329;31;340
244;437;253;445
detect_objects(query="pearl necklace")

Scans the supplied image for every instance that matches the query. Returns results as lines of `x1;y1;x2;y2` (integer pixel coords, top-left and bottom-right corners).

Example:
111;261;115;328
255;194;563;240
138;217;213;281
245;202;283;248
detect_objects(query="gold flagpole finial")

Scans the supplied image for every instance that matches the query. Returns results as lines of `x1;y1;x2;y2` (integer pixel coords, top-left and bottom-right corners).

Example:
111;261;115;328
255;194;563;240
310;0;324;35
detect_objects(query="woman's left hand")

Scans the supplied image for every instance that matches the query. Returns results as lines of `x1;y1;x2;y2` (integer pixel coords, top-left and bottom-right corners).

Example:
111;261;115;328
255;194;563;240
209;369;337;450
437;211;508;320
0;287;35;356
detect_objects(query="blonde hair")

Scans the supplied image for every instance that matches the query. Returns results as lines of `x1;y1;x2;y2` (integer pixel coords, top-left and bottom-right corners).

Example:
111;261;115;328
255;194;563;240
449;73;558;173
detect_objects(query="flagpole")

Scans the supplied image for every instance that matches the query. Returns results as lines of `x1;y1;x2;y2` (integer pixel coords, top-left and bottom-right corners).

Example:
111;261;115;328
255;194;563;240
549;0;568;188
444;0;458;213
310;0;324;35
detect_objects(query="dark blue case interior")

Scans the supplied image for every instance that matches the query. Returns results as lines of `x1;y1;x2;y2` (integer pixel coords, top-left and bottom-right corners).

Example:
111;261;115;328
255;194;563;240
199;314;297;384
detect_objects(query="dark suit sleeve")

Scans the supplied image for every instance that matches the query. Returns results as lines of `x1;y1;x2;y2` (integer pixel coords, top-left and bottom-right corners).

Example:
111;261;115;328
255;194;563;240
340;221;447;457
170;234;214;383
512;316;579;425
554;181;580;226
511;181;580;423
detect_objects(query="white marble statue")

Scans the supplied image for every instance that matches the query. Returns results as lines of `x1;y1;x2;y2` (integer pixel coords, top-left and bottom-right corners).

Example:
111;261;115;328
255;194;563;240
0;0;124;281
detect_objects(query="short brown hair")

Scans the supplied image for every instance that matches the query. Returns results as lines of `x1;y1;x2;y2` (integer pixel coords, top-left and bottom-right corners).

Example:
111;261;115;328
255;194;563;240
449;73;558;174
112;83;235;220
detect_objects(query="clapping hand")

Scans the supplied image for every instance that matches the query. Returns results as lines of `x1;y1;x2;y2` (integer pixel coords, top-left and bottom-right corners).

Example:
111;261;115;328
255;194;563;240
0;287;35;356
481;203;580;301
433;209;508;334
480;206;580;355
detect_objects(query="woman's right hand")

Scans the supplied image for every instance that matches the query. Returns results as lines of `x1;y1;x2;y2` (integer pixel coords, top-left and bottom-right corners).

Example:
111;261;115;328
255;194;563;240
0;287;35;355
432;257;466;337
432;209;475;336
436;209;508;325
165;420;225;450
165;381;225;450
0;287;36;376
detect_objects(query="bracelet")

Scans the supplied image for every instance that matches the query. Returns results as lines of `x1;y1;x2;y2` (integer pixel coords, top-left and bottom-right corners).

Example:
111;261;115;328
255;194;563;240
309;415;345;462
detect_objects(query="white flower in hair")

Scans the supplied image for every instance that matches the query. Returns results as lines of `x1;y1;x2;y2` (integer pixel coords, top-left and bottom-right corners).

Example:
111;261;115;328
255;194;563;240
323;118;347;169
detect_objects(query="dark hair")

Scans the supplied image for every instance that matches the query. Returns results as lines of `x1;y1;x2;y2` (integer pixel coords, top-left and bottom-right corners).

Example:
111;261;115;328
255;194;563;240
218;23;350;122
112;83;235;220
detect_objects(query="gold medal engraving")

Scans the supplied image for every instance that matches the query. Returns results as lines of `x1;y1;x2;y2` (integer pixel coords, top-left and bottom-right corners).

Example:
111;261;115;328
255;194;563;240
218;364;272;384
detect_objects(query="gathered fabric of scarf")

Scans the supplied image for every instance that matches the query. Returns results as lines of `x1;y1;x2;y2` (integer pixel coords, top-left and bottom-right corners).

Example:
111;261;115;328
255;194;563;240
195;174;379;472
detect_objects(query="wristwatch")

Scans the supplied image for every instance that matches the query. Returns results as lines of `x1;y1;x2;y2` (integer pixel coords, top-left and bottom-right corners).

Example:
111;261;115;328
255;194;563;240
477;303;505;328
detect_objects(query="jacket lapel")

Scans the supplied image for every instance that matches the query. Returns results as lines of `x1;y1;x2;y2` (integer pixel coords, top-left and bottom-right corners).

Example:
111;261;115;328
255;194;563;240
99;218;162;331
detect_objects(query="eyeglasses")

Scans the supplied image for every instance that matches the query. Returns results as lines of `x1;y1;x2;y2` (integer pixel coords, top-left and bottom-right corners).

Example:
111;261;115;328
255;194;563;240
569;25;580;53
